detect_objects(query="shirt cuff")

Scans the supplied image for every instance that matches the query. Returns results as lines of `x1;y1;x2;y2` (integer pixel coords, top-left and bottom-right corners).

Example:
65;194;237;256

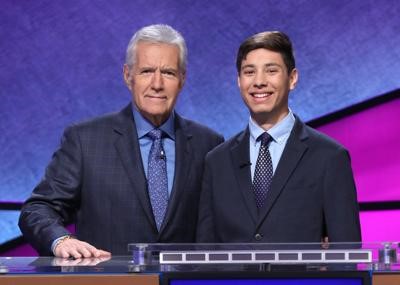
51;235;71;255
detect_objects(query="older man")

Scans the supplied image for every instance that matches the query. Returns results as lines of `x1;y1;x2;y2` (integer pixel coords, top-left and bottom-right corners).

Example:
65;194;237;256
19;24;223;258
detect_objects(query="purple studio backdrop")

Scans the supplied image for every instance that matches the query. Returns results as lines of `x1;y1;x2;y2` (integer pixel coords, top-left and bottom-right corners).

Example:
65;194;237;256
0;0;399;246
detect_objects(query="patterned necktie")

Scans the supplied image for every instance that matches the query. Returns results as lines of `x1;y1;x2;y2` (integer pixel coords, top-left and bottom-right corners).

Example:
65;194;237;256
252;132;273;209
147;129;168;231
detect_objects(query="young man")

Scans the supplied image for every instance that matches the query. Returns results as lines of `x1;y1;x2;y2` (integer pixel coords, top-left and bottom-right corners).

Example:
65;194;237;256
197;31;361;243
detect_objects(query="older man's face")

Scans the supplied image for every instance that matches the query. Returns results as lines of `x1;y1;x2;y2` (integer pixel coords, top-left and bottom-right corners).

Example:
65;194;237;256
124;41;184;126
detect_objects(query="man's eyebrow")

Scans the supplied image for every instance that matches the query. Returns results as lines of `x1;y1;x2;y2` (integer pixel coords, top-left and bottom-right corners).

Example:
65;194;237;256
241;63;282;70
160;67;179;72
241;64;256;70
138;66;156;71
264;63;281;67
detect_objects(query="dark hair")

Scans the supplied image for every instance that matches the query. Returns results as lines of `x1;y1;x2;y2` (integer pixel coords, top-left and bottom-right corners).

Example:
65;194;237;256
236;31;295;74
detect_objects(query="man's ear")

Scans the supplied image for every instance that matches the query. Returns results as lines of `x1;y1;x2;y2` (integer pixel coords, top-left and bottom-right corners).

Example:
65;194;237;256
179;72;186;89
123;64;131;90
289;68;298;90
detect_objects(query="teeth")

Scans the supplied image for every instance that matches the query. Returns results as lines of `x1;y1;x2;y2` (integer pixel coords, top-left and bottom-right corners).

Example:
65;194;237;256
252;93;270;98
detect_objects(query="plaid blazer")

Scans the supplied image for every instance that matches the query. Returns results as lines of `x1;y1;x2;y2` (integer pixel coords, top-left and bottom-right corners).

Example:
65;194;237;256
19;103;223;255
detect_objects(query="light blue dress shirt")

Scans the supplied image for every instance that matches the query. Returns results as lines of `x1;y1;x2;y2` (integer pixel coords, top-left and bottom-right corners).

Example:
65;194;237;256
249;110;295;181
133;108;176;196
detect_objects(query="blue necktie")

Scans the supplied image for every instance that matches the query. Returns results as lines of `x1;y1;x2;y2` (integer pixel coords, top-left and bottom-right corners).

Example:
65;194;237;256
252;132;273;209
147;129;168;231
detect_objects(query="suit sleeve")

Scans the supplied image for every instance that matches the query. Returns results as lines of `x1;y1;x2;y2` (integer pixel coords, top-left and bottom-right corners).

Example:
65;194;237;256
323;147;361;242
196;153;217;242
18;125;82;255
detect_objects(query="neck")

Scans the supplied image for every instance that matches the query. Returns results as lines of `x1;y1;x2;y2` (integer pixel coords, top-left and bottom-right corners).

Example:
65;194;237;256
141;112;169;128
252;109;289;131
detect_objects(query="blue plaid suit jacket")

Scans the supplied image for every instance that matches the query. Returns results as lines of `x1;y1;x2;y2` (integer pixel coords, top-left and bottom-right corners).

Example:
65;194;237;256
19;103;223;255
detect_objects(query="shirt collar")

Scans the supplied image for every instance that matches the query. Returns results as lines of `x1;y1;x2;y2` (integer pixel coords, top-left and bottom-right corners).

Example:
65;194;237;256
132;105;175;140
249;109;295;145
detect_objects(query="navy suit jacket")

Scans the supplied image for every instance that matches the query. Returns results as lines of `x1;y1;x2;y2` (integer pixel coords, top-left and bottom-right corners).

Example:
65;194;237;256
19;104;223;255
197;116;361;243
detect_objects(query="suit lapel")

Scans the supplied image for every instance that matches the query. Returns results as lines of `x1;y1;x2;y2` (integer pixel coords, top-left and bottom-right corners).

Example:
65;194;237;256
113;104;157;229
230;128;258;224
159;114;193;234
256;117;309;228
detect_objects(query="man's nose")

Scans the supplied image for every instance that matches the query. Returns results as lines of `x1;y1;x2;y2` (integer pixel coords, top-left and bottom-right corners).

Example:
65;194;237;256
253;71;267;88
151;70;164;91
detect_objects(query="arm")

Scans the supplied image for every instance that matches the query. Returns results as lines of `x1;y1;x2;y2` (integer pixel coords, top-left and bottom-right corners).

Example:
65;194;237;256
323;147;361;242
18;125;110;258
196;155;217;242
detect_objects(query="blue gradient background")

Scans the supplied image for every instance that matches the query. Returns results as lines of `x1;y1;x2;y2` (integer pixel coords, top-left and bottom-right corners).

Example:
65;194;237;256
1;0;399;245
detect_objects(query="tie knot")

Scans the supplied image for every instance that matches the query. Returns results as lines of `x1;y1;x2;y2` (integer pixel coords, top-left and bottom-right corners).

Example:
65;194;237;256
258;132;271;146
148;129;163;141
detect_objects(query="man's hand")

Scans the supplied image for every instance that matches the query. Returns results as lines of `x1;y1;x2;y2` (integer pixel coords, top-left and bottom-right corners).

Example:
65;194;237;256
321;236;329;249
54;237;111;259
52;255;111;266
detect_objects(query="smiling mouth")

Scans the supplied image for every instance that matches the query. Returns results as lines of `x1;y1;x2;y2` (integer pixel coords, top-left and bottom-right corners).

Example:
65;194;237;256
250;92;273;98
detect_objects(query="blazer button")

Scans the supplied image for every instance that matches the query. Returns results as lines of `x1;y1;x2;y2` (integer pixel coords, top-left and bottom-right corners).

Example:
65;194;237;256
254;233;263;241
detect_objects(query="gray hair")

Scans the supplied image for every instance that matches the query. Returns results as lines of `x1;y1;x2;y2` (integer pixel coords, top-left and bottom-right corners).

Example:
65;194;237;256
125;24;187;75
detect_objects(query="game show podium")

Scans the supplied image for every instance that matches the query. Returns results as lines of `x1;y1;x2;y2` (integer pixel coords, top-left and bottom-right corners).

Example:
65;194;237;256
1;242;400;285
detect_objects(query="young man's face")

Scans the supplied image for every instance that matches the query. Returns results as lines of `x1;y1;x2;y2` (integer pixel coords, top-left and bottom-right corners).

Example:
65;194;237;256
123;41;184;126
238;48;298;127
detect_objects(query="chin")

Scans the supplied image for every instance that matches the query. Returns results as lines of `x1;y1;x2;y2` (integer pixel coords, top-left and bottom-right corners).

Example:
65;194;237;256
251;107;274;115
